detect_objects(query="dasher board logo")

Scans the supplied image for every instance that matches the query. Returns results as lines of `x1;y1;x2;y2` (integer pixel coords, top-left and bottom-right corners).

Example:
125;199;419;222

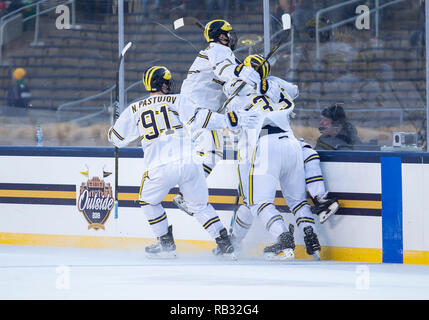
77;166;114;230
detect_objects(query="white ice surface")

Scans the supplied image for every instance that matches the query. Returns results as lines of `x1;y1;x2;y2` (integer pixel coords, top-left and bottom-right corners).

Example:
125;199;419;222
1;245;429;300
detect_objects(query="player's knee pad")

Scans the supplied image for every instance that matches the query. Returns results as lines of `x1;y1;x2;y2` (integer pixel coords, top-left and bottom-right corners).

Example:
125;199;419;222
141;203;169;238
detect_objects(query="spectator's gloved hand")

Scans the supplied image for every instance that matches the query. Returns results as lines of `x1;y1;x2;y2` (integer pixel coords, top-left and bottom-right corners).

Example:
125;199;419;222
234;64;261;87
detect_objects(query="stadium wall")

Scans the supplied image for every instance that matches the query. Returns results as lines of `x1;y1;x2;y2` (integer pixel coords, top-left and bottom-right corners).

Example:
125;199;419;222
0;146;428;265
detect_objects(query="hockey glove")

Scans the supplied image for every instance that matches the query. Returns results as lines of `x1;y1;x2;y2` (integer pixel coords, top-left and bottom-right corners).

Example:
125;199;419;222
225;110;260;131
234;64;261;86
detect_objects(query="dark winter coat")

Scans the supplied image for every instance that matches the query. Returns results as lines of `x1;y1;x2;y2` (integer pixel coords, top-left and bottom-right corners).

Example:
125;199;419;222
7;80;31;108
315;122;361;150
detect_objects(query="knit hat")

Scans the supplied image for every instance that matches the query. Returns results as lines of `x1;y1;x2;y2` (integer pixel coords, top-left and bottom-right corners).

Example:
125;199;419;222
13;68;26;80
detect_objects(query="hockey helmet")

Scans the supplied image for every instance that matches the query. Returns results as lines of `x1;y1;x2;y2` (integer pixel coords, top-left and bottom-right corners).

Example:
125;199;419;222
204;19;237;50
244;54;270;79
143;66;172;93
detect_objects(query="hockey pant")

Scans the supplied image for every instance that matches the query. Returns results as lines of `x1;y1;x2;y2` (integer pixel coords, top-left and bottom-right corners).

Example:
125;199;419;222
139;160;224;239
232;134;317;242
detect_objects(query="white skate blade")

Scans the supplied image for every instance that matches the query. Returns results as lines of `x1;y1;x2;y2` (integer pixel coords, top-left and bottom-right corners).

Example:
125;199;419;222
146;251;177;260
264;249;294;261
222;252;238;261
319;201;339;224
173;195;190;214
214;251;237;261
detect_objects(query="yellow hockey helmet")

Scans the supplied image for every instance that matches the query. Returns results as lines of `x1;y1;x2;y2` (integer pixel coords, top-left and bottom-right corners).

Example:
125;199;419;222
204;19;237;50
243;54;270;79
143;66;172;93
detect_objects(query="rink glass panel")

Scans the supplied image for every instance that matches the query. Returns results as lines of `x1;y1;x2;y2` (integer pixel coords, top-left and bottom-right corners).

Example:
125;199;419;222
0;0;426;152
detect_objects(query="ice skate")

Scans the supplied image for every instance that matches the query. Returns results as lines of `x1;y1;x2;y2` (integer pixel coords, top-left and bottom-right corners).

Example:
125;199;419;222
263;224;295;261
145;225;177;259
173;193;191;215
303;226;321;260
313;193;339;224
213;228;237;260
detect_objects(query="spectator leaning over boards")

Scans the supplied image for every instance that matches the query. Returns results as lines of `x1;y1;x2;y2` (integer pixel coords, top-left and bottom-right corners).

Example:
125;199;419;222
315;104;361;150
7;68;32;109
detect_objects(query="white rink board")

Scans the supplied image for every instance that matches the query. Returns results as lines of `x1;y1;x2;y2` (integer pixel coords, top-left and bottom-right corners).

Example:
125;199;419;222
0;147;428;264
0;155;380;247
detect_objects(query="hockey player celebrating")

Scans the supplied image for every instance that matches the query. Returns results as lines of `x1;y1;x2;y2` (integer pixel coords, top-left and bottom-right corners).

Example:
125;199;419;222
179;19;260;175
174;18;286;211
108;66;258;259
224;54;323;260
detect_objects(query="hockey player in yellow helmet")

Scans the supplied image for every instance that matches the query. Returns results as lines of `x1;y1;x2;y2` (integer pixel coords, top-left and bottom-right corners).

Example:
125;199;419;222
142;66;172;94
243;54;271;94
171;19;262;219
109;64;259;260
203;19;237;50
221;54;338;260
177;19;262;184
243;54;271;79
181;19;261;114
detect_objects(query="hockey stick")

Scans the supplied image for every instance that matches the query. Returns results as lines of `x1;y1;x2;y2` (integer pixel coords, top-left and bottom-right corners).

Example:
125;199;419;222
113;41;133;224
149;19;200;52
229;189;241;233
218;13;291;114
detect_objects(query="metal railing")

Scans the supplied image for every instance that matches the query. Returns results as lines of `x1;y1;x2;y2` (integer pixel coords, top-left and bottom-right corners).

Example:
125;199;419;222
315;0;408;60
56;79;143;123
0;0;76;64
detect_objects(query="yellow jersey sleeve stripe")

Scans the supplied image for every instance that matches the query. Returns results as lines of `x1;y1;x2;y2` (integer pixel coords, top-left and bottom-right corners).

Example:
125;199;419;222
111;128;124;141
304;154;320;164
197;54;209;60
211;130;220;149
202;111;212;129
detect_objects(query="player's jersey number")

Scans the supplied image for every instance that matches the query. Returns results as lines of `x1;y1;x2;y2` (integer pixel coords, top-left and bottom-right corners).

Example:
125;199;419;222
140;105;175;141
249;91;294;113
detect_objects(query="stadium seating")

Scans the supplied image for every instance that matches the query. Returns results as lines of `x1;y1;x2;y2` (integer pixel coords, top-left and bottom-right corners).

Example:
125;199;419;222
0;0;424;130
